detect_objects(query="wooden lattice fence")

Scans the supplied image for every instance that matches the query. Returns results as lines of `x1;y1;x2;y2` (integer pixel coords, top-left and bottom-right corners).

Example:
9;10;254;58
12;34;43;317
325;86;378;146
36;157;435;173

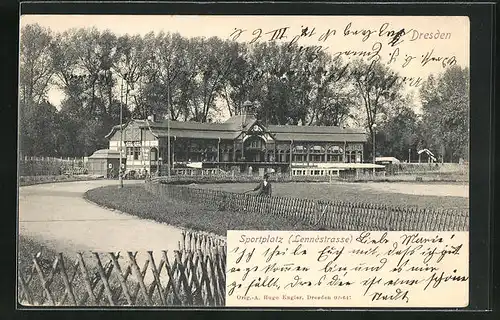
145;182;469;232
18;231;226;307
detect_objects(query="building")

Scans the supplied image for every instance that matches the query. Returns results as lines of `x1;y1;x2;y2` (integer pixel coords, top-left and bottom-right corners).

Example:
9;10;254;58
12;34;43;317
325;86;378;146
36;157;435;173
417;149;437;163
87;149;120;177
105;101;372;176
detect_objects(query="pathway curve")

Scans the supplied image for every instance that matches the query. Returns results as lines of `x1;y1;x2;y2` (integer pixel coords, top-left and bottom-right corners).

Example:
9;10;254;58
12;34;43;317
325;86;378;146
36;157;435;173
18;180;185;255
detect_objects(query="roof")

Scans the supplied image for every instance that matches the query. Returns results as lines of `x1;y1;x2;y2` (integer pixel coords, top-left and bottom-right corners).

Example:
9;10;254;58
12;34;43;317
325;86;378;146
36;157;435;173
104;120;142;139
144;114;259;131
145;120;234;131
89;149;121;159
270;124;365;142
417;149;437;161
418;148;435;156
268;125;364;134
273;132;367;142
151;128;239;140
105;116;367;143
224;114;258;128
376;157;401;163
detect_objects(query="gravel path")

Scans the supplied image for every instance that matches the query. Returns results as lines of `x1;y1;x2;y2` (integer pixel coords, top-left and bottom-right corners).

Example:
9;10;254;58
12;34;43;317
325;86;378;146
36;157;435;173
18;180;185;255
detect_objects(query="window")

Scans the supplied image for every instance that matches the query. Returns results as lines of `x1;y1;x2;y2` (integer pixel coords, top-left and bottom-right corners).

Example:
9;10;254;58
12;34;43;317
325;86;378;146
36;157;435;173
133;147;140;160
310;155;323;162
328;154;342;162
248;138;262;149
128;148;133;160
328;145;343;154
311;145;325;153
127;147;141;160
293;154;305;162
150;148;157;161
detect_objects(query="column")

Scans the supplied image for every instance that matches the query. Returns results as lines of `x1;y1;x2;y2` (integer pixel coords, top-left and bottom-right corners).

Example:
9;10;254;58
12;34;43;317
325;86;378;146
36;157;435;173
343;141;347;163
233;140;236;162
217;139;220;163
172;138;175;169
241;138;245;161
306;143;310;165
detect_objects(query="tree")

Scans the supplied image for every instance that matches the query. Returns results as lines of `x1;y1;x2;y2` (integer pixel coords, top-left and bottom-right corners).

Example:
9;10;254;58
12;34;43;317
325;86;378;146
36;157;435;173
304;54;355;126
221;42;263;117
350;59;404;131
19;100;60;156
189;37;239;122
348;59;405;160
419;66;469;162
19;24;56;156
49;27;125;156
19;24;55;109
114;33;149;118
140;32;189;120
172;36;203;121
376;95;421;160
249;42;305;125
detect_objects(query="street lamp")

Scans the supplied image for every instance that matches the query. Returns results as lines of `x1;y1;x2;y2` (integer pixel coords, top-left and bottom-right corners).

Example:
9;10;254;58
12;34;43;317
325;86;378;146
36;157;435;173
372;123;377;164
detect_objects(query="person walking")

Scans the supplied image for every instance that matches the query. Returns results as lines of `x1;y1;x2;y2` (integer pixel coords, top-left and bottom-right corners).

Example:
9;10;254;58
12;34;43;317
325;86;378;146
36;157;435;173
253;173;272;196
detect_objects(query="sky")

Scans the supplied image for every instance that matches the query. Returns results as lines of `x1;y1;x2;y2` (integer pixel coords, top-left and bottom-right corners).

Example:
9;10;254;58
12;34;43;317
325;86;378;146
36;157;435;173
20;15;470;118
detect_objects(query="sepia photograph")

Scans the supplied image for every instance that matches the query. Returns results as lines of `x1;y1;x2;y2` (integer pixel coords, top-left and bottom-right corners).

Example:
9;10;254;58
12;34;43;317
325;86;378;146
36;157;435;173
17;13;470;308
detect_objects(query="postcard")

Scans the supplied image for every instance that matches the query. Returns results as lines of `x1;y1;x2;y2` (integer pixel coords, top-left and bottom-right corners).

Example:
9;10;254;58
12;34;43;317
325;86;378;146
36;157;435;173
17;13;470;308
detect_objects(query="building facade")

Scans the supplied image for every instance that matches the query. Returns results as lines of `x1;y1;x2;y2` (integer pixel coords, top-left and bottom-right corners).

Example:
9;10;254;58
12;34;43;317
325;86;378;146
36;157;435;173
105;104;368;176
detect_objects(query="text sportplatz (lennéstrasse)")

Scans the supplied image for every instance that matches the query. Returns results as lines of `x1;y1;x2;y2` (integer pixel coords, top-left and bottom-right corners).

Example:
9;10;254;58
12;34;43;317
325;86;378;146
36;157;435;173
239;233;353;246
226;231;469;307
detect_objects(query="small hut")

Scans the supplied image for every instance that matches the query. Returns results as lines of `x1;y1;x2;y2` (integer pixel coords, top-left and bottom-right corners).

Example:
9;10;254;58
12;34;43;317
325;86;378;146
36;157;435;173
417;149;437;163
87;149;121;177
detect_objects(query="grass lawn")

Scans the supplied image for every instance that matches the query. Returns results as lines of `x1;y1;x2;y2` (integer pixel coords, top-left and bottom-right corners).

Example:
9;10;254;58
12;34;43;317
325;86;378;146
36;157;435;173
18;235;76;305
85;185;316;236
190;182;469;210
18;235;60;273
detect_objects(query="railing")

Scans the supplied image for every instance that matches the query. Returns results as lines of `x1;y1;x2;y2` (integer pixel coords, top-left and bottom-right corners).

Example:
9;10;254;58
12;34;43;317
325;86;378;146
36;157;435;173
152;174;334;184
18;231;226;307
385;163;469;175
145;182;469;232
169;167;230;177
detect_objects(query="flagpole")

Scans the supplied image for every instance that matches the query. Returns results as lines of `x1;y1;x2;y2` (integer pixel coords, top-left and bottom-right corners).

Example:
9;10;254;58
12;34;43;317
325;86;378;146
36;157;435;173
167;86;171;178
118;77;124;188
